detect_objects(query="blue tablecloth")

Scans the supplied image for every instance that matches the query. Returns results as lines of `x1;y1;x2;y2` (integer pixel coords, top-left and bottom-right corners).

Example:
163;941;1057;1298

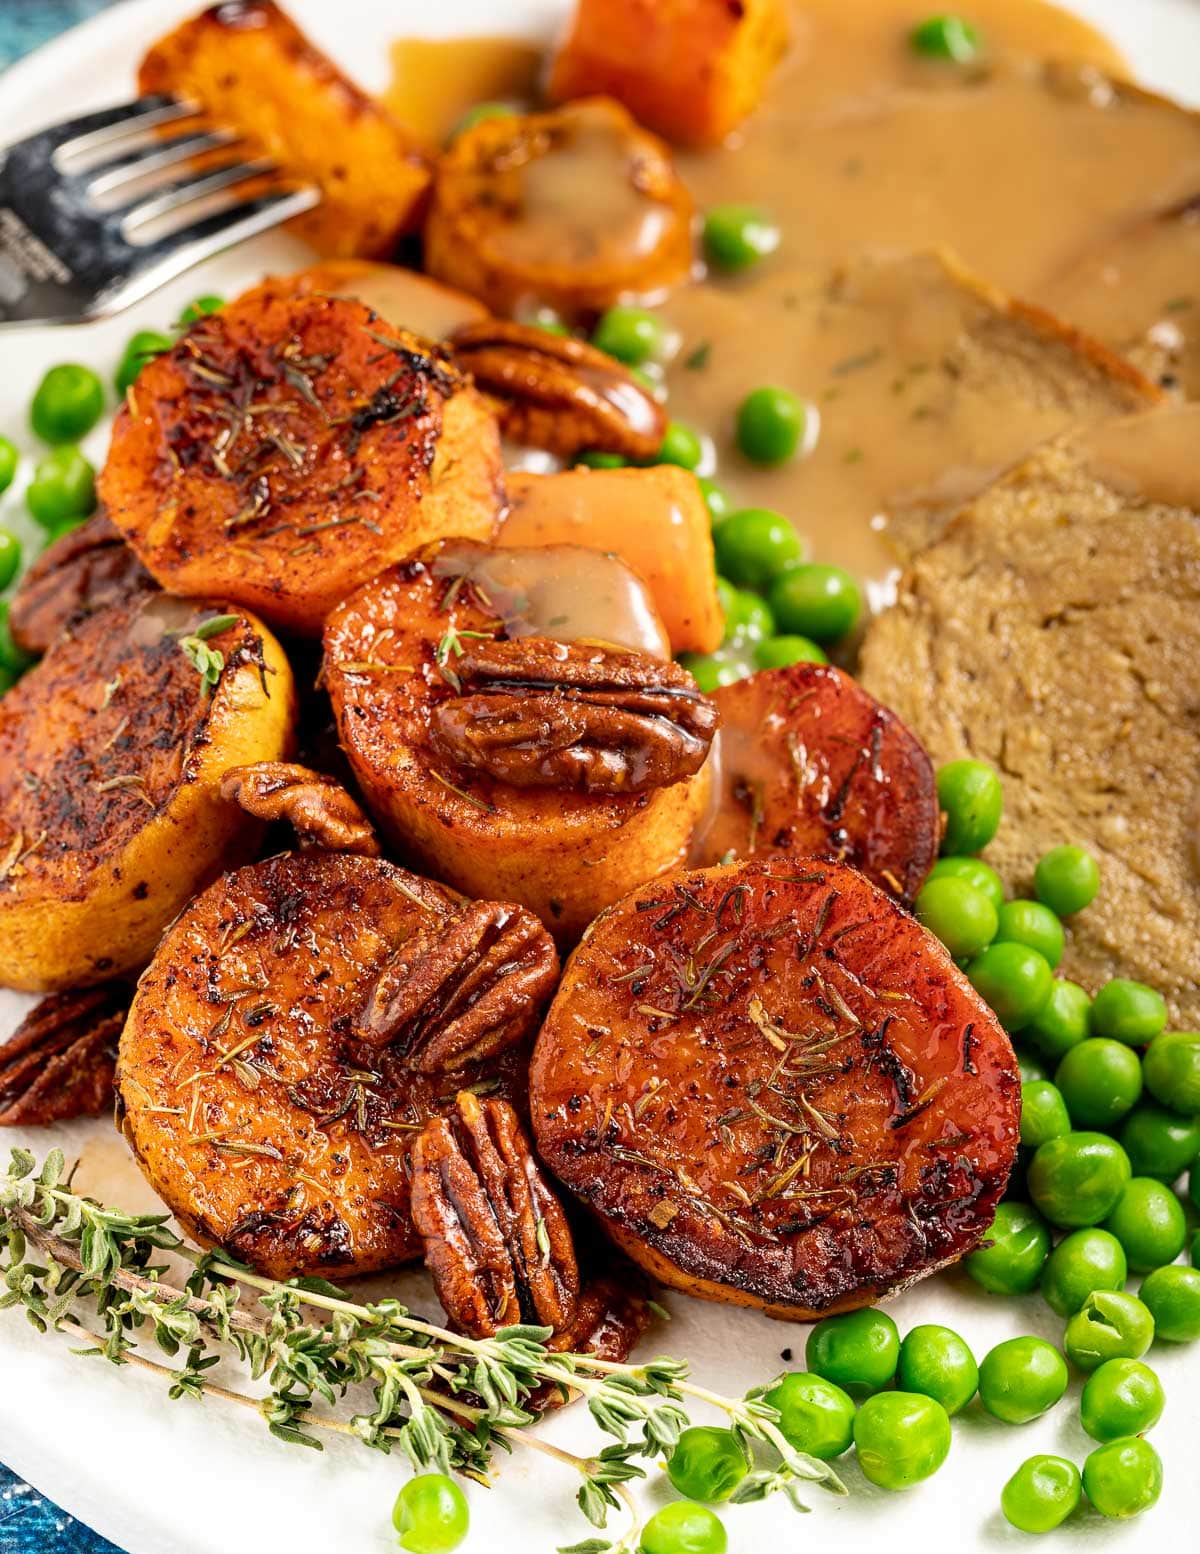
0;25;126;1554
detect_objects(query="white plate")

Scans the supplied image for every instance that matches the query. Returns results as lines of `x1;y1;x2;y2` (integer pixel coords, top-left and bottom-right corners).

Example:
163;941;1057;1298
2;3;1199;1552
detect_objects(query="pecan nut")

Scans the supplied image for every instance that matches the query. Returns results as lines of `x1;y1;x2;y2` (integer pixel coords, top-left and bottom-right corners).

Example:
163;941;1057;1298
219;763;382;856
450;319;666;461
430;637;719;794
0;986;126;1127
354;899;559;1071
8;508;156;657
410;1091;580;1338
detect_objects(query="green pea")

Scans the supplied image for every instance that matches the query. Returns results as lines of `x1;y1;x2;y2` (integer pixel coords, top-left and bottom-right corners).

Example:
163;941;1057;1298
1138;1264;1200;1342
1034;844;1100;917
978;1336;1068;1424
1055;1039;1143;1129
25;446;97;530
736;386;807;465
1064;1290;1155;1371
965;1201;1050;1294
0;602;33;678
114;329;173;396
678;646;751;693
178;293;225;325
640;1502;726;1554
995;899;1064;970
914;875;996;959
936;758;1003;855
1080;1358;1164;1443
1103;1177;1187;1272
967;942;1052;1031
592;305;670;367
1192;1159;1200;1213
719;584;774;644
761;1371;855;1459
896;1324;977;1415
1028;1132;1131;1228
0;528;21;593
1090;979;1167;1046
712;508;803;590
575;449;627;469
1143;1030;1200;1115
1020;1081;1071;1149
1194;1228;1200;1267
392;1474;469;1554
805;1307;899;1399
1024;978;1092;1063
1082;1437;1163;1520
767;562;861;643
753;634;827;670
1000;1455;1082;1534
0;436;17;494
852;1392;951;1490
925;855;1004;911
1018;1051;1050;1085
30;363;104;445
697;476;732;523
666;1426;747;1503
448;101;517;140
656;420;704;471
1120;1101;1200;1181
910;14;983;62
702;204;780;272
530;309;570;337
1040;1228;1127;1317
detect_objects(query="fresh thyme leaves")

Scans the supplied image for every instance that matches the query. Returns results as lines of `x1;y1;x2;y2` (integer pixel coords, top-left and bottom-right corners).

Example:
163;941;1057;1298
172;615;236;695
433;624;496;691
1;1148;845;1544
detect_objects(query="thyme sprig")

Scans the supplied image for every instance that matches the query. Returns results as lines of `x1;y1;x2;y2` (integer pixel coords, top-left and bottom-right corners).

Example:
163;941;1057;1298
1;1149;844;1547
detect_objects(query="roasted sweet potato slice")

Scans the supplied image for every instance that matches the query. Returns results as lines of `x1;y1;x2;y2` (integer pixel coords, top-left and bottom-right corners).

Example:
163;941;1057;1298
550;0;790;147
99;284;502;635
423;97;694;318
323;540;715;944
694;664;939;904
8;509;155;658
531;858;1020;1321
117;851;555;1280
138;0;430;258
498;467;723;655
0;593;295;992
270;261;488;341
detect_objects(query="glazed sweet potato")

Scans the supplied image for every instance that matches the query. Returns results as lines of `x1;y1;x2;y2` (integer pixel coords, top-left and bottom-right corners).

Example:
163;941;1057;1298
323;541;715;944
7;508;155;658
272;260;488;340
99;284;502;635
424;98;695;318
0;593;295;991
550;0;790;147
694;663;939;904
531;858;1020;1321
498;467;723;655
118;851;555;1279
138;0;430;258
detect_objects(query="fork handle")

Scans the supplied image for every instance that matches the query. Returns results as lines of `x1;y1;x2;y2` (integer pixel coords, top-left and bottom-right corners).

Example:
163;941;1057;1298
0;207;88;325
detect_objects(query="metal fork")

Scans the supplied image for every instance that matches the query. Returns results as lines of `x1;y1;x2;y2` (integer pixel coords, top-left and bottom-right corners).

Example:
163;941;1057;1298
0;95;319;327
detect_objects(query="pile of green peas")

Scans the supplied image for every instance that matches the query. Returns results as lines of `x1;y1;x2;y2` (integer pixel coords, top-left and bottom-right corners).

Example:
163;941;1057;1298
0;294;225;696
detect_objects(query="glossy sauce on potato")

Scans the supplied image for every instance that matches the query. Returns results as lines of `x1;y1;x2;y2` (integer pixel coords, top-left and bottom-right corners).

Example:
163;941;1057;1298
532;858;1020;1319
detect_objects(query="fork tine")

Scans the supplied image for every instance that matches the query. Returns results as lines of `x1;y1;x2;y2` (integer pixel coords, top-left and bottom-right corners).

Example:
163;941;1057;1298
119;157;278;230
86;129;241;200
47;95;196;161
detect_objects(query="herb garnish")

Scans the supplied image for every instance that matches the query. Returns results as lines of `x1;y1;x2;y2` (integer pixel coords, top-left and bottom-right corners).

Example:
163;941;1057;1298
177;614;238;696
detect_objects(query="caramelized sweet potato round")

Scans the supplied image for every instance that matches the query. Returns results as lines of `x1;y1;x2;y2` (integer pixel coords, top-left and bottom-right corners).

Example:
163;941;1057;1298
324;541;714;943
0;592;295;992
424;98;695;318
99;285;503;635
531;858;1019;1320
8;509;155;658
696;664;939;904
117;851;553;1280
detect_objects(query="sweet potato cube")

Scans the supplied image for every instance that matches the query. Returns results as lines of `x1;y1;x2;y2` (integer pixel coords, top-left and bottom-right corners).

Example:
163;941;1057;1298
549;0;790;147
138;1;430;258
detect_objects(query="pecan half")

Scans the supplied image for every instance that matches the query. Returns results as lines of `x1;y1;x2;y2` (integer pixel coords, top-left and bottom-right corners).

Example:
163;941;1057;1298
410;1091;580;1338
449;319;666;461
430;637;719;794
219;763;382;856
8;508;156;656
0;986;126;1126
354;899;558;1071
